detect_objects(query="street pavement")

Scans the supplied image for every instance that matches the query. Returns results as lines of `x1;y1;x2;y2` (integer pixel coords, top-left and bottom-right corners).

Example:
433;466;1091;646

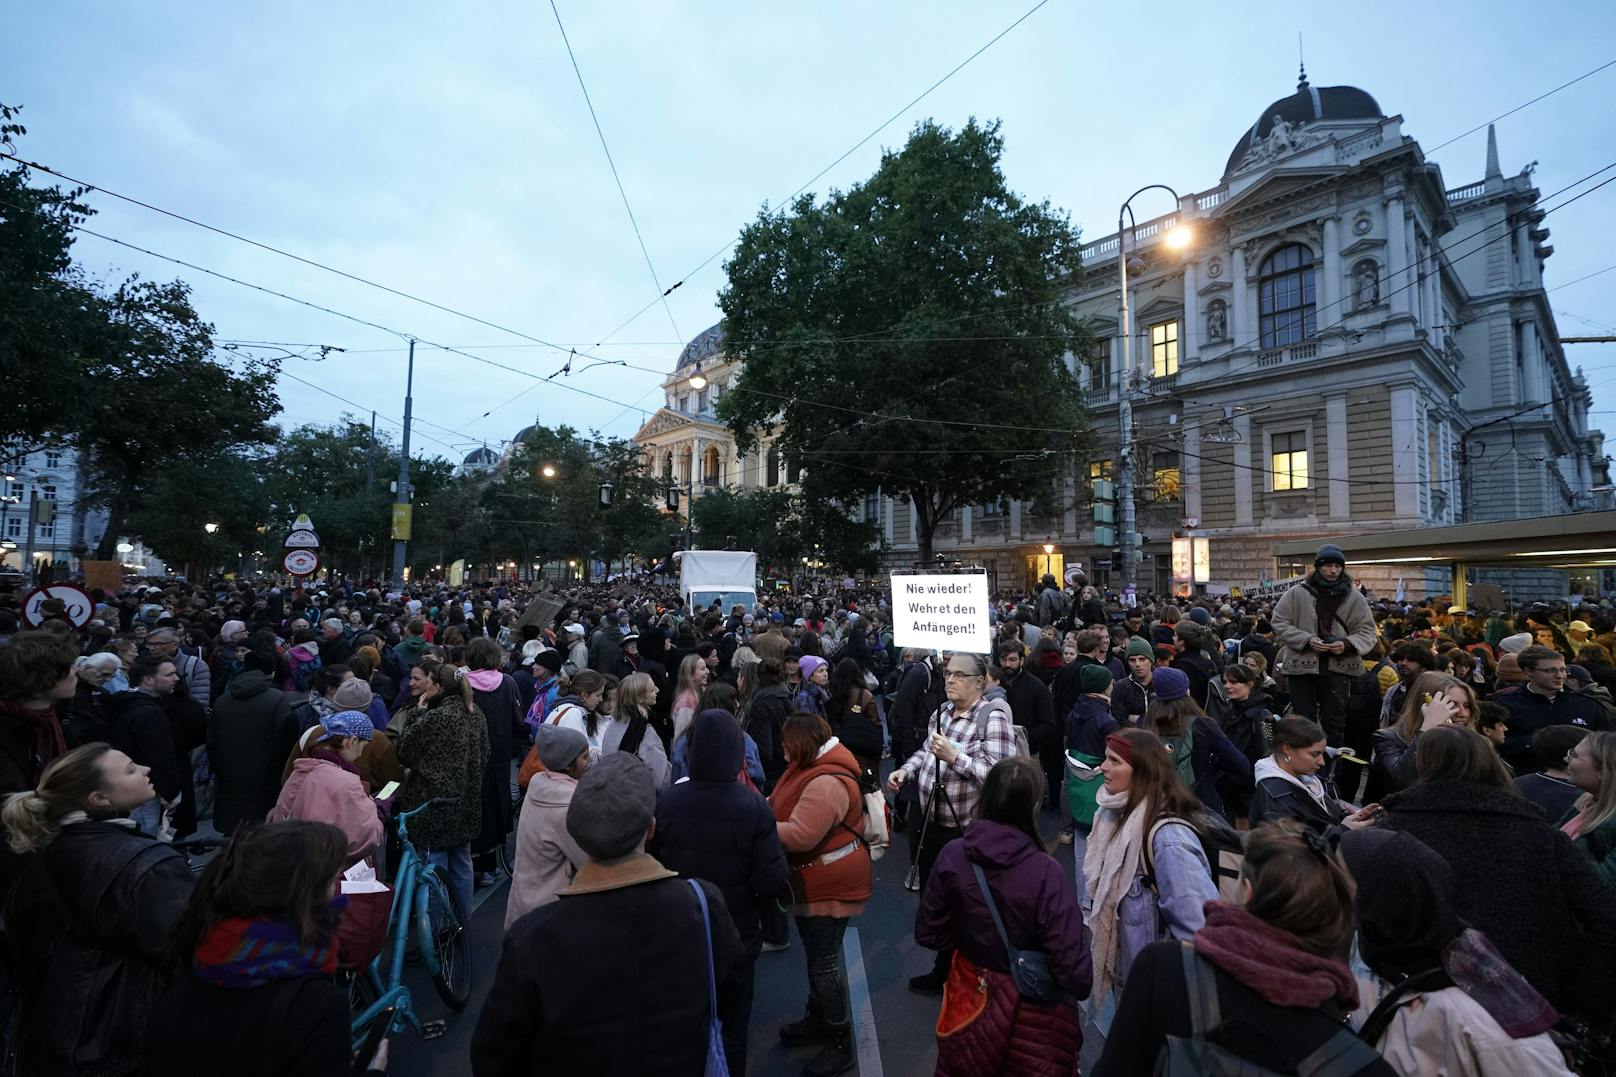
387;801;1105;1077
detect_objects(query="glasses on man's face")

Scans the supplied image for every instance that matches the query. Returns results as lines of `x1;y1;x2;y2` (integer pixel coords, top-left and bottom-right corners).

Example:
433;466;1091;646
944;669;980;680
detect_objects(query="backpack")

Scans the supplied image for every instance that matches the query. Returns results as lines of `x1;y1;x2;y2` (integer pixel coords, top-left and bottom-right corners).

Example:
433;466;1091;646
1160;722;1197;789
1142;813;1245;904
1157;942;1384;1077
976;698;1032;759
1346;660;1389;742
289;649;322;692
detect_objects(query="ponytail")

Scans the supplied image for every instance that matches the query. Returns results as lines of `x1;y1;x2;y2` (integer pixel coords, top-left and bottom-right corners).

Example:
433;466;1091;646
1;743;117;853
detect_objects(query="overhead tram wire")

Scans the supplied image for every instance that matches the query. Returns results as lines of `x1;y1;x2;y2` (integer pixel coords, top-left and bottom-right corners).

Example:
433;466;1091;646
1425;56;1616;154
586;0;1056;349
547;0;680;343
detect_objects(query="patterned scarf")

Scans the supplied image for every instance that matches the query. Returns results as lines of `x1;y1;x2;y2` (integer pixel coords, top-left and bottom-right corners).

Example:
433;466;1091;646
193;907;343;989
1083;786;1148;1006
0;699;67;767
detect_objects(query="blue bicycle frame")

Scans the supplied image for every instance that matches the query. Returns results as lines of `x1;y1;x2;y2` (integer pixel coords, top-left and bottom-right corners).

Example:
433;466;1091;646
349;799;460;1048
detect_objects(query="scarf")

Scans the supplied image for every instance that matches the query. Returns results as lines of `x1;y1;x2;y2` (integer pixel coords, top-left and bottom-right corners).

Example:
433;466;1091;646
1307;571;1351;638
193;910;341;989
1193;901;1359;1010
0;699;67;765
309;745;362;778
308;693;338;721
1084;786;1148;1005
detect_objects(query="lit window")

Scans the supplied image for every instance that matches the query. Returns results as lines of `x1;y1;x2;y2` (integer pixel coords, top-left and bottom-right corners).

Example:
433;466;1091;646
1272;432;1309;490
1089;461;1114;481
1152;451;1182;502
1150;321;1178;378
1259;244;1317;348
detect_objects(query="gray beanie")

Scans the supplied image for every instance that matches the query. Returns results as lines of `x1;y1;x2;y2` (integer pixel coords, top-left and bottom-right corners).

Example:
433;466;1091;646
1314;544;1346;567
566;752;656;860
536;724;589;773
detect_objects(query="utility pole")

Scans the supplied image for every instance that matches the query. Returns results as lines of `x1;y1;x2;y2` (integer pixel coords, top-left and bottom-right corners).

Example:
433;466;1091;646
21;492;37;587
391;340;415;584
1117;230;1138;597
363;410;376;580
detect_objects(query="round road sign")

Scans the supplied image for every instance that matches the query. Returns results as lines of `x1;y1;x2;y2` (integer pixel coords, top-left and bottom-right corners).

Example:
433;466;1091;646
21;584;96;629
283;549;320;576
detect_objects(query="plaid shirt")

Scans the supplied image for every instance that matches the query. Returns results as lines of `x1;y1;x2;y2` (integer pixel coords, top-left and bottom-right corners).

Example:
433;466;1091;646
896;695;1017;827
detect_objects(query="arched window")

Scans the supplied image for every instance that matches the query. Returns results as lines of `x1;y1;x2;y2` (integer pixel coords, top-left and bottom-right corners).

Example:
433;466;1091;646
662;452;674;480
786;455;801;484
703;445;721;486
1258;244;1316;348
766;447;780;487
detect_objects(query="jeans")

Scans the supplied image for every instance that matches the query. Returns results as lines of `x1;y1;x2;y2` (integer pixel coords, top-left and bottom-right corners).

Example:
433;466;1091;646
1072;822;1093;912
130;798;163;839
428;844;473;920
794;915;850;1027
1288;673;1350;747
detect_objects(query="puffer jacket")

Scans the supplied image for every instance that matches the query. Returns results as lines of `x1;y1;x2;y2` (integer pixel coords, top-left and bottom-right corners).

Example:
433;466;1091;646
395;692;491;851
269;755;384;863
918;820;1091;1077
5;818;195;1076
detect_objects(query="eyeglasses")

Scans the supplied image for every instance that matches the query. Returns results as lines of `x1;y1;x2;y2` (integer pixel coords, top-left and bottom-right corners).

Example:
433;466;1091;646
944;669;981;680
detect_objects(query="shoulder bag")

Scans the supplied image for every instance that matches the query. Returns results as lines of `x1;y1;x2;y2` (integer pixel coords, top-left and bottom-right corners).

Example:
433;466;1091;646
687;880;731;1077
969;861;1061;1004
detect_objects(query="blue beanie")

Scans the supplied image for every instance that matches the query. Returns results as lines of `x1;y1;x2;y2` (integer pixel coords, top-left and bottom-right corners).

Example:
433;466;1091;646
1152;667;1190;702
1315;544;1346;567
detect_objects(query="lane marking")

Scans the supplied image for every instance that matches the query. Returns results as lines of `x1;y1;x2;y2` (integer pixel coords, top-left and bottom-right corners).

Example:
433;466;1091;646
470;872;510;915
843;925;884;1077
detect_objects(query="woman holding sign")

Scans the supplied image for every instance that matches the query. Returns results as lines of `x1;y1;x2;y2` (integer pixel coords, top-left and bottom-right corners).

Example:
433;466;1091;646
888;651;1018;994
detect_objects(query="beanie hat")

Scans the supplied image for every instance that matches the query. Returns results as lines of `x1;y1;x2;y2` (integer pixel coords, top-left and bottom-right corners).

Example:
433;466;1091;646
1187;607;1212;626
533;649;565;674
1495;653;1527;684
1497;633;1533;655
798;655;827;682
1079;664;1114;694
1314;544;1346;568
331;679;374;711
536;724;589;773
1152;666;1191;701
1124;636;1155;660
1567;664;1593;687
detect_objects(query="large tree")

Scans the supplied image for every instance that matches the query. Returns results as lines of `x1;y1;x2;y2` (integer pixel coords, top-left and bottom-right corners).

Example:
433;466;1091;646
717;118;1092;564
691;487;884;577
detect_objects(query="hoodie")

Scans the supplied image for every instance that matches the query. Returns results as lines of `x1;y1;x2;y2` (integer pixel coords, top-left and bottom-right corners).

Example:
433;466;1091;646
207;670;298;834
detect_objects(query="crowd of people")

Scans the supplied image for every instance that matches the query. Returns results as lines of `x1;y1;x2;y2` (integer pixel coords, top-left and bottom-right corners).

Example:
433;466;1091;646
0;550;1613;1075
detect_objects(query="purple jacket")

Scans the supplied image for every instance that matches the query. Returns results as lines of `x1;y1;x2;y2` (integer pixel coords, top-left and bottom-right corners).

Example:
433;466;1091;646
916;820;1093;996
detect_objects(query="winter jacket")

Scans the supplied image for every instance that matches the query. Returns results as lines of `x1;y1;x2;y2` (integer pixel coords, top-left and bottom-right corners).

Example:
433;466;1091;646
670;728;765;789
6;818;195;1076
1003;670;1057;756
470;856;744;1077
1271;574;1378;677
65;681;115;748
1381;779;1616;1017
144;972;352;1077
598;714;671;789
1247;756;1347;832
1205;689;1275;763
1050;657;1097;733
469;671;521;857
169;650;212;711
770;739;872;916
269;756;383;863
887;659;933;760
1187;716;1251;821
1094;939;1395;1077
394;635;428;671
1065;694;1120;759
652;710;789;950
106;690;182;802
586;628;622;674
1110;675;1151;727
395;693;491;851
208;670;298;834
1370;725;1424;795
743;682;790;790
1496;686;1609;772
1171;649;1219;709
1574;812;1616;888
505;771;587;930
280;642;322;695
1087;811;1215;999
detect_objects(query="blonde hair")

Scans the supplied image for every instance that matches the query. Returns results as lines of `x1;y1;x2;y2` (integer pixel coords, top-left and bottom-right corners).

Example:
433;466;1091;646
615;672;656;719
1395;672;1480;742
1;743;117;853
1574;732;1616;832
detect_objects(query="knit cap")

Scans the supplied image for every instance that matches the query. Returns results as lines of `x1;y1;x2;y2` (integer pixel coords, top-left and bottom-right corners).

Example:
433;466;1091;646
1079;664;1113;694
1152;667;1191;701
1314;544;1346;567
1124;636;1155;660
331;679;374;711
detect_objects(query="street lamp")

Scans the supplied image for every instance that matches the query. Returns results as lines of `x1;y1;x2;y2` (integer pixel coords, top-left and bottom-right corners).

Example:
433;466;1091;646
1043;542;1055;578
116;542;135;554
204;522;219;534
687;362;708;390
541;464;557;479
1116;184;1192;596
598;481;614;508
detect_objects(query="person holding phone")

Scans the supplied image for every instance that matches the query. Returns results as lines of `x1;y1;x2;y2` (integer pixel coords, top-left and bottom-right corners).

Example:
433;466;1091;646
268;710;384;865
1249;717;1381;833
1369;673;1479;798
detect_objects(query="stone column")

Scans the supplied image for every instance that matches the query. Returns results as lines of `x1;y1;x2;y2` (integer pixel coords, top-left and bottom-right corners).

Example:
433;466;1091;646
1182;259;1200;363
1389;384;1420;519
1385;197;1409;317
883;496;894;544
1521;321;1547;405
1009;498;1022;541
960;505;973;545
1233;412;1253;526
1182;420;1202;521
1230;246;1250;347
1325;391;1351;521
1321;217;1341;314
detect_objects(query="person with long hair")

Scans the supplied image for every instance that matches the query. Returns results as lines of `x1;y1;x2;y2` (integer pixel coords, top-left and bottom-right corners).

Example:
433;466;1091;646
1380;725;1616;1022
1370;672;1480;796
1083;728;1216;1033
1565;731;1616;885
1140;667;1251;821
546;669;609;757
1095;821;1391;1076
770;713;873;1077
823;657;882;787
671;653;709;741
395;662;491;917
1341;827;1572;1076
2;743;194;1076
597;671;671;787
144;821;387;1075
1251;717;1382;833
917;757;1092;1075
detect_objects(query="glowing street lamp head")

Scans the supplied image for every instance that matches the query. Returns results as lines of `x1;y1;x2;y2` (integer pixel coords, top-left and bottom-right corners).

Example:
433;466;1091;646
540;464;557;479
1163;222;1193;251
204;522;220;534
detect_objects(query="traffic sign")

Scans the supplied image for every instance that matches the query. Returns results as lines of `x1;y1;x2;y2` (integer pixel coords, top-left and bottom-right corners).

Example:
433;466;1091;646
21;584;95;628
283;512;321;549
282;549;320;576
1182;515;1201;530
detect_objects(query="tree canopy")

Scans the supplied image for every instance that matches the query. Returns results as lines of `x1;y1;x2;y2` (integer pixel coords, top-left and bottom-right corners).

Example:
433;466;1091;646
717;118;1092;563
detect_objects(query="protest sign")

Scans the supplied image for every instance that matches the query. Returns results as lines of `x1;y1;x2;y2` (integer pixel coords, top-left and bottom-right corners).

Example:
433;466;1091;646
889;573;990;654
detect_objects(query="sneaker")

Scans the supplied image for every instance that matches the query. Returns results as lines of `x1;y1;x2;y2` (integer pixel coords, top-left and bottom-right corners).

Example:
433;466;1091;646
779;1012;828;1047
907;970;946;995
761;939;791;953
803;1025;854;1076
1058;828;1075;845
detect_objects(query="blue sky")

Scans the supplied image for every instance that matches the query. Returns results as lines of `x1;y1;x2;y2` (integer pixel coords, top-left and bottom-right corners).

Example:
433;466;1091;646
10;1;1616;463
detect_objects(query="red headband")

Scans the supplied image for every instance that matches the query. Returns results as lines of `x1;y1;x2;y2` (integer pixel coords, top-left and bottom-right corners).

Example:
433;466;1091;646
1106;733;1134;764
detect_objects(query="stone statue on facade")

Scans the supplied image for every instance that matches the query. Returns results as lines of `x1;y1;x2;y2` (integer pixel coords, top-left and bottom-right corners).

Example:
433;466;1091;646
1268;115;1298;154
1206;300;1227;342
1354;262;1379;310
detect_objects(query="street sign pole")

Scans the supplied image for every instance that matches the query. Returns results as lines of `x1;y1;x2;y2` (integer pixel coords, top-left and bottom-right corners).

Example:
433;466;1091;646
391;339;415;583
21;492;37;587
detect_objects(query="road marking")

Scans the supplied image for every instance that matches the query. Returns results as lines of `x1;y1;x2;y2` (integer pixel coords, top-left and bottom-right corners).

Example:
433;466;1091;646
470;872;510;916
843;925;883;1077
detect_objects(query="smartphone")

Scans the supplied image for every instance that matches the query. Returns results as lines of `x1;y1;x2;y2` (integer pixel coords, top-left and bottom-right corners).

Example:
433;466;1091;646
374;780;400;801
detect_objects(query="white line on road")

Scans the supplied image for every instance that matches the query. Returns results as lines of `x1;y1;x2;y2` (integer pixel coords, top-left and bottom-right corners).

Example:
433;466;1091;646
843;925;883;1077
470;872;510;915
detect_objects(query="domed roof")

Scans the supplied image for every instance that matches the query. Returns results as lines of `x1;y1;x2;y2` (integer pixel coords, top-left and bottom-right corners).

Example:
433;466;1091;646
1224;72;1384;177
676;322;724;371
463;446;497;466
512;424;539;445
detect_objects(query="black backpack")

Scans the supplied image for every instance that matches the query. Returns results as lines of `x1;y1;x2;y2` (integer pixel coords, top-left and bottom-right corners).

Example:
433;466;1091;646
1157;942;1384;1076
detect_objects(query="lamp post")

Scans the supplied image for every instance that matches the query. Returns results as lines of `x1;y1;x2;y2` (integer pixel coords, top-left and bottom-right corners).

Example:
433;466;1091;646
1043;542;1055;579
1116;186;1193;596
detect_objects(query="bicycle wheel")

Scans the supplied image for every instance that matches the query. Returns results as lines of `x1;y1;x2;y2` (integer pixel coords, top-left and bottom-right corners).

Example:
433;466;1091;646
416;872;471;1009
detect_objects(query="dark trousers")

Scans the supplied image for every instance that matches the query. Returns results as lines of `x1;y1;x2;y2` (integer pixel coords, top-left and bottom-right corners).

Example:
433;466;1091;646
761;899;789;946
1288;673;1350;747
795;915;851;1027
725;946;757;1076
910;800;964;976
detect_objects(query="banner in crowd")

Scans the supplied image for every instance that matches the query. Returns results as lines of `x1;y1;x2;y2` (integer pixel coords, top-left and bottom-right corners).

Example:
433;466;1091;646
889;573;990;654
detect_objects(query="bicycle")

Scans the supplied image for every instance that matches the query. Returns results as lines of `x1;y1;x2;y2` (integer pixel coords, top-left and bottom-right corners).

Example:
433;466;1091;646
348;798;472;1050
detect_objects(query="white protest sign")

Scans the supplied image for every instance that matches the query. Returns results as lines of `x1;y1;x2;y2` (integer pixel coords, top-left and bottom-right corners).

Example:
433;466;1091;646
889;573;991;654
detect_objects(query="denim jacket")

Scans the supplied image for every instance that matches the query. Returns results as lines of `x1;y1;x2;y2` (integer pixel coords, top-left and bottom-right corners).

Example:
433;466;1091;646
1115;817;1216;995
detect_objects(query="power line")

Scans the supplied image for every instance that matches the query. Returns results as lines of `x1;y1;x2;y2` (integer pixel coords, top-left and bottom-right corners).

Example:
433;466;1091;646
587;0;1056;348
1426;56;1616;154
547;0;681;343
